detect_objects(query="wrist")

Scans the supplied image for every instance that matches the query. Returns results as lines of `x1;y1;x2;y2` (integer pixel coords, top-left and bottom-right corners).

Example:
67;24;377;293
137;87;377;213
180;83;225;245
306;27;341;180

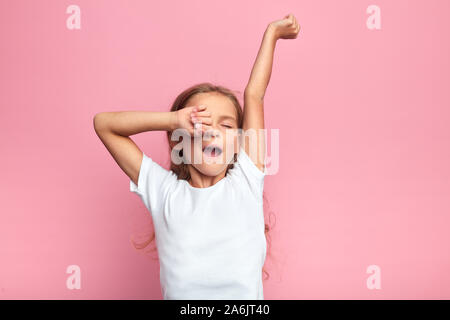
265;24;279;41
169;111;179;131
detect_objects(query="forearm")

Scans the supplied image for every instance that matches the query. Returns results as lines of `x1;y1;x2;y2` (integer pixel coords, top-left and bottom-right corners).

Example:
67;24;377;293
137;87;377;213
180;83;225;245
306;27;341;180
244;25;278;100
93;111;177;137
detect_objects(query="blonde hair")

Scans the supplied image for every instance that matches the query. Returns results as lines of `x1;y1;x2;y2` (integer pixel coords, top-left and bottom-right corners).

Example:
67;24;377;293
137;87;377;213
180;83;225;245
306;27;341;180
131;82;275;281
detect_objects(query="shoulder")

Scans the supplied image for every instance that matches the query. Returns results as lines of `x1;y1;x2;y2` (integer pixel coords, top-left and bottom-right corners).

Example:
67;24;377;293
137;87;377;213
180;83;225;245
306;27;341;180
233;147;266;179
227;147;266;202
130;152;179;213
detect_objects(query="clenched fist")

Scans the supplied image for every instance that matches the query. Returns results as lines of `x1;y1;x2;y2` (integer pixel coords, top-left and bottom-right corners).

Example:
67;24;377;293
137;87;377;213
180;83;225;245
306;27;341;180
268;13;300;40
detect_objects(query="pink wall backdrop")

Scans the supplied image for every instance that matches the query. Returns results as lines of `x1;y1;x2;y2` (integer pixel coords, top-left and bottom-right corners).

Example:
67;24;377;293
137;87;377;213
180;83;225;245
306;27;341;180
1;0;449;299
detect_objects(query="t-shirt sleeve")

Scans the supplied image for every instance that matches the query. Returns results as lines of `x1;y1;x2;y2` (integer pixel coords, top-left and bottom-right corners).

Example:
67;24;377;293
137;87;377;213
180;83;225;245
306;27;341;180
129;152;176;216
231;146;266;201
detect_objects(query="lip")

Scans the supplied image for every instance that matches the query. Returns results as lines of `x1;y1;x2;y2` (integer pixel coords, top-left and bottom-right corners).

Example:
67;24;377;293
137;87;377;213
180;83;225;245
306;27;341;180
202;144;223;157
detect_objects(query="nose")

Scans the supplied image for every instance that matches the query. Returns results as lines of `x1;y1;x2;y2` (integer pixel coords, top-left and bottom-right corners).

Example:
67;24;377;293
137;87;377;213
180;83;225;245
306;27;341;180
203;127;220;140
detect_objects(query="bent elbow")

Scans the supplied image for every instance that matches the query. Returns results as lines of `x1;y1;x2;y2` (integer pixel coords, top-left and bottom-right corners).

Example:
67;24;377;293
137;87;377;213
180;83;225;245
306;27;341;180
93;112;109;133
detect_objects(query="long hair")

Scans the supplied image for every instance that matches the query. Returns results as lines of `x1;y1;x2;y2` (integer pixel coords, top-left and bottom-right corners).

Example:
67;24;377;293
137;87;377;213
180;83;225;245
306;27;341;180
131;82;276;281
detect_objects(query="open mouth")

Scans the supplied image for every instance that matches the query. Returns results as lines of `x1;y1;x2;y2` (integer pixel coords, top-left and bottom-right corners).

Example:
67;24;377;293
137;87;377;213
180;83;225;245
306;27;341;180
202;144;223;157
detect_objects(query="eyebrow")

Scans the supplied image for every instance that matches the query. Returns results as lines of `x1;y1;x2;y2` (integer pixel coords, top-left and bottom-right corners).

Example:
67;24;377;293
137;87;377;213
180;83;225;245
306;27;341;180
218;115;237;122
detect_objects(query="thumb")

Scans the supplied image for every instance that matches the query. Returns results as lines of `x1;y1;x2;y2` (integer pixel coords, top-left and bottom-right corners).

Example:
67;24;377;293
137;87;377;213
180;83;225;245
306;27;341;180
283;14;294;25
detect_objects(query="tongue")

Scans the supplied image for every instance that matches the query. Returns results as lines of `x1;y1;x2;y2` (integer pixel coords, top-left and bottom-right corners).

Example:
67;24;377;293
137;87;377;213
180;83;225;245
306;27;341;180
204;148;217;156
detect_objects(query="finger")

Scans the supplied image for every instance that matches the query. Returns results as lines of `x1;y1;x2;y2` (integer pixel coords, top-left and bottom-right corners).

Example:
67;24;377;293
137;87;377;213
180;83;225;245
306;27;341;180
193;124;212;138
193;122;203;137
190;105;206;112
201;124;213;133
292;16;297;29
191;111;212;119
191;110;211;117
192;116;212;125
287;14;294;24
191;114;211;123
191;119;202;130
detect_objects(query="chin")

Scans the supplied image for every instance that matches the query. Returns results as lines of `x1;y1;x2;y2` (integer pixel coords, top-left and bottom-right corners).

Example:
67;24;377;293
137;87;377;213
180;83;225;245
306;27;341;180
195;162;228;177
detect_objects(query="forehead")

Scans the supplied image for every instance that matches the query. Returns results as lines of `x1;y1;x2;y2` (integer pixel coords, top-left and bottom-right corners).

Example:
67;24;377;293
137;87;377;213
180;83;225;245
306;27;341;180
187;92;237;122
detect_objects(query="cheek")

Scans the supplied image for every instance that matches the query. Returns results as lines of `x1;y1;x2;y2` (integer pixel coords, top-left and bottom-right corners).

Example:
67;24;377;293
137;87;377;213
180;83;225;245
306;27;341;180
223;133;239;155
230;130;239;148
190;136;202;149
185;138;205;165
223;129;238;143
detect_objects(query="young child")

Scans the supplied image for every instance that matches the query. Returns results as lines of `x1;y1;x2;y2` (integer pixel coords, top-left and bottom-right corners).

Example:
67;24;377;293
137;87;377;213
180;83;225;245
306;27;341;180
94;14;300;300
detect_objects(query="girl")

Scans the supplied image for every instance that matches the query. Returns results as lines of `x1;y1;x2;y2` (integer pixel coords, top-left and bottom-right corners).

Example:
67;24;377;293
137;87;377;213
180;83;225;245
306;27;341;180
94;14;300;300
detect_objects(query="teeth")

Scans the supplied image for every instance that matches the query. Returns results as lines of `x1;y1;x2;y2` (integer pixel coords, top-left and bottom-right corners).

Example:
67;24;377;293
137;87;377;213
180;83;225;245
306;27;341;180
203;145;222;156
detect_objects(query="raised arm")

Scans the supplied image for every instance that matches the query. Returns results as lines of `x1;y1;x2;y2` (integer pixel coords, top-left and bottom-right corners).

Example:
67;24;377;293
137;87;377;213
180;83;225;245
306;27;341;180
93;105;206;186
243;13;300;171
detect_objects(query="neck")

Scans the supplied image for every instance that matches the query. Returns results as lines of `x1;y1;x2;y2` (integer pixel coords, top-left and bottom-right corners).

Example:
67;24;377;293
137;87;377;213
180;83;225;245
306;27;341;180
187;165;227;188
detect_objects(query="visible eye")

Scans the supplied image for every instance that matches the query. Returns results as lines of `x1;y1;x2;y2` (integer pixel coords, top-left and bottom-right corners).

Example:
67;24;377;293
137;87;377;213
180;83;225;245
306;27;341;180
222;124;233;128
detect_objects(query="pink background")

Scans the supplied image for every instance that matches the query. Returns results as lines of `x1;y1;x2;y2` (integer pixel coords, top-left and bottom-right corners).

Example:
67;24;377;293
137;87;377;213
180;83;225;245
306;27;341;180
1;0;449;299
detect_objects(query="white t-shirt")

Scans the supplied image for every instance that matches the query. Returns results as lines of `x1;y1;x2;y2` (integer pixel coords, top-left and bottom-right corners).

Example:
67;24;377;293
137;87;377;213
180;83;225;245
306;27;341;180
130;146;267;300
